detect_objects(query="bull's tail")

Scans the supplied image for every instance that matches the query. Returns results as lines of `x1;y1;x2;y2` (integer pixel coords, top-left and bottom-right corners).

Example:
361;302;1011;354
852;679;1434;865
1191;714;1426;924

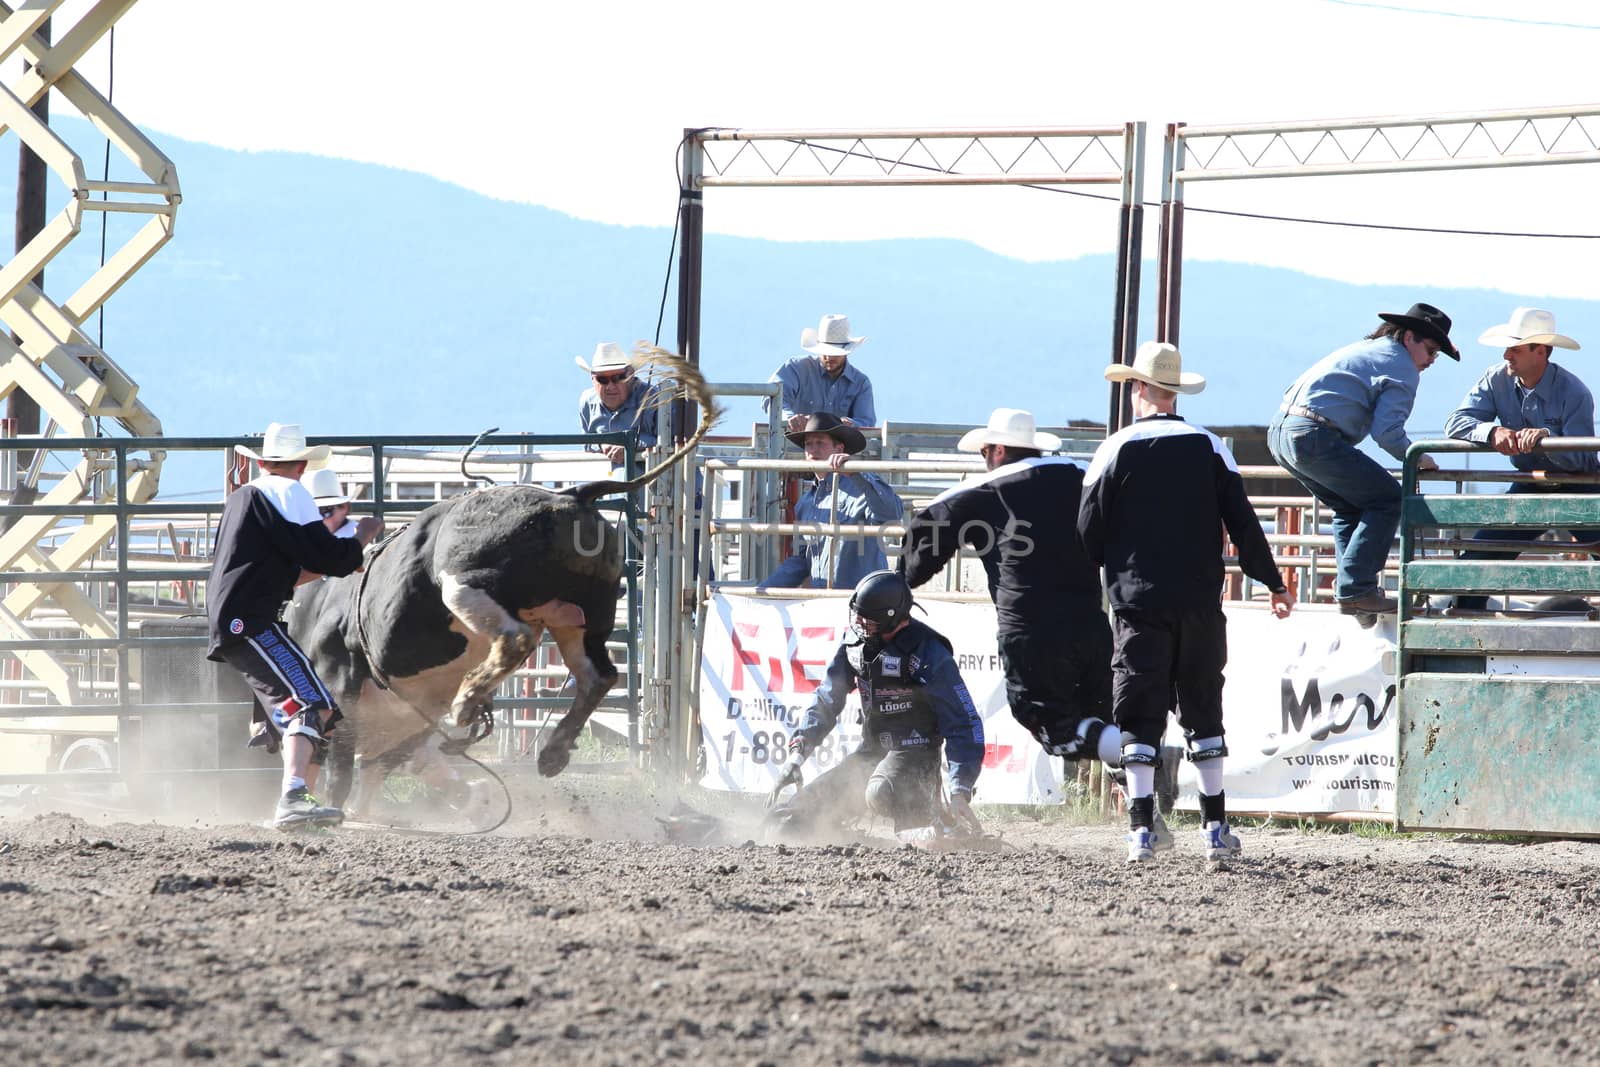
572;346;721;505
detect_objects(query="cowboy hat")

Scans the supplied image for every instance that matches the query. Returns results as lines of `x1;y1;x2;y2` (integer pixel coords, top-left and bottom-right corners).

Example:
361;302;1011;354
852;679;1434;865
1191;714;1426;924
235;423;331;468
783;412;867;455
302;467;350;506
574;341;636;375
1378;302;1459;359
957;408;1062;453
801;314;866;356
1478;307;1580;351
1103;341;1206;395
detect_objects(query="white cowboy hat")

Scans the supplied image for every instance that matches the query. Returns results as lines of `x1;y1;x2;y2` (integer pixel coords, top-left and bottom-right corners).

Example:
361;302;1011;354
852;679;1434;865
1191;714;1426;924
574;342;636;374
1478;307;1580;350
957;408;1062;453
301;467;350;506
235;422;331;468
801;314;866;356
1103;340;1206;395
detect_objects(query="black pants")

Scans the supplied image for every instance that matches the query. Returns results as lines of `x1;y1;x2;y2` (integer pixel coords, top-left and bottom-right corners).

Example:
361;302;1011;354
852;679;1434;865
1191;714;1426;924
216;622;342;742
1110;605;1228;750
996;619;1112;755
775;746;939;833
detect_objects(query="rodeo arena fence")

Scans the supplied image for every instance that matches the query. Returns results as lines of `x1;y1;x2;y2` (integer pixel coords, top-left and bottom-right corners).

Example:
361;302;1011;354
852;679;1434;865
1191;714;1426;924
4;405;1599;835
4;96;1600;834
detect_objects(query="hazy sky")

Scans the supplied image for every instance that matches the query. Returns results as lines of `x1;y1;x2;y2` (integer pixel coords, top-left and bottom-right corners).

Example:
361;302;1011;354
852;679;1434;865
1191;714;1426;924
25;0;1600;298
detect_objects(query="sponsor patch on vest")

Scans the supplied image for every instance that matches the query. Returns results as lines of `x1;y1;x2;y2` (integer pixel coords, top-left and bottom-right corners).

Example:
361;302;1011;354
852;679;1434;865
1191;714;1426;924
879;654;902;677
229;618;244;635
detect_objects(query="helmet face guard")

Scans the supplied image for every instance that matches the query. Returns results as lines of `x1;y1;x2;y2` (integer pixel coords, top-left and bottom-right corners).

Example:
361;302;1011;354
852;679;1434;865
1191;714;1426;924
849;570;913;640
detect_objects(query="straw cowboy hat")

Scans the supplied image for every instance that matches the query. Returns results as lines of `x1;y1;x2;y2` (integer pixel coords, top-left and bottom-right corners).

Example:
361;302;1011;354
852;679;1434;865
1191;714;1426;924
574;342;635;375
957;408;1062;453
302;467;350;506
801;314;866;356
1378;302;1459;359
1103;341;1206;395
1478;307;1580;350
784;412;867;455
235;422;331;468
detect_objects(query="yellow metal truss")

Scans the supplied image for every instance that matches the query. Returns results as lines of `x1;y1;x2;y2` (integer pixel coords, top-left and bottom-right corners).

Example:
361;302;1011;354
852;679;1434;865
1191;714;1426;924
0;1;175;704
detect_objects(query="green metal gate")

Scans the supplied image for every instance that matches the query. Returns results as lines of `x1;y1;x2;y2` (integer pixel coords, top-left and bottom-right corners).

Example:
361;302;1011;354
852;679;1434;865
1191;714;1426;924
1395;438;1600;835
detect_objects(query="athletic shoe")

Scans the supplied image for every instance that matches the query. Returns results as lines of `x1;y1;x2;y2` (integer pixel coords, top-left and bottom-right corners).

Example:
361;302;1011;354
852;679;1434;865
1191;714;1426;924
1202;820;1241;861
1150;811;1176;853
273;787;343;830
1126;826;1156;864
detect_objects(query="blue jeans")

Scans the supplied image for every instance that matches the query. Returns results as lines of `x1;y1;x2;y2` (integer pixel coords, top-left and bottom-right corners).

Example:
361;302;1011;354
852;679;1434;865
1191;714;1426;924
1454;481;1600;610
1267;415;1399;601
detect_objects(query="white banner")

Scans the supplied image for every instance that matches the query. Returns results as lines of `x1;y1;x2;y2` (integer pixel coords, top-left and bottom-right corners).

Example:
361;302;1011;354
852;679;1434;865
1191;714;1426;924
1174;608;1397;815
697;595;1066;805
697;594;1399;814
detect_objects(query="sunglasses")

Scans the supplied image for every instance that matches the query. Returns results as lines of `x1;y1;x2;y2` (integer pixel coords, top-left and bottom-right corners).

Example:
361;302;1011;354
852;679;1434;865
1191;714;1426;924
592;371;630;386
318;505;343;518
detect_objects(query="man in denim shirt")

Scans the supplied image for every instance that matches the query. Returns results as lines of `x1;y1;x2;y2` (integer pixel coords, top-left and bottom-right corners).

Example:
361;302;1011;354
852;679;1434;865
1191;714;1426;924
1444;308;1597;611
758;413;904;591
577;342;663;468
764;314;877;432
1267;303;1458;619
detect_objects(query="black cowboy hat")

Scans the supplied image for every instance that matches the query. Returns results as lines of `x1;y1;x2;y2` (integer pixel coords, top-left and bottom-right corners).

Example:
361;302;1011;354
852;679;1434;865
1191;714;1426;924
783;412;867;455
1379;302;1459;360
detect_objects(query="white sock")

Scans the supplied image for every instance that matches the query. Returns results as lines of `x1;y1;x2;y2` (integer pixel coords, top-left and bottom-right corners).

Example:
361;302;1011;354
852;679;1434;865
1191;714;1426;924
283;774;306;795
1125;763;1156;800
1197;762;1224;796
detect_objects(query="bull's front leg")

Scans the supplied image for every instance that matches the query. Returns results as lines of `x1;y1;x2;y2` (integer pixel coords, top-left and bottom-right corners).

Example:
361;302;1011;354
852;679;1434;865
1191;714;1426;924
451;622;538;728
537;625;620;777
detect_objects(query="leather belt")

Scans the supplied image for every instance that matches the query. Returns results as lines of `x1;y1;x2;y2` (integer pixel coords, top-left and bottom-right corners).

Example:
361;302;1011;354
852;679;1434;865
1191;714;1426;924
1280;403;1339;432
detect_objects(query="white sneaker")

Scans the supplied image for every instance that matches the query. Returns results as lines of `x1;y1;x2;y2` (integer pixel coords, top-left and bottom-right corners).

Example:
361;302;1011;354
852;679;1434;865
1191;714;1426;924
273;787;343;830
1126;826;1156;864
1202;820;1241;861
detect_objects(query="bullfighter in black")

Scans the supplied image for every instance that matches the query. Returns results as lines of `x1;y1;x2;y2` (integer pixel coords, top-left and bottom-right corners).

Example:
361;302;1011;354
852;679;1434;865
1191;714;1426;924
207;423;381;829
1079;343;1294;863
767;570;985;842
897;406;1156;781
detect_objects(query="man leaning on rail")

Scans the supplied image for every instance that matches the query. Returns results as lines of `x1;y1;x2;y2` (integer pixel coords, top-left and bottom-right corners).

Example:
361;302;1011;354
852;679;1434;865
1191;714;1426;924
764;313;877;433
1443;307;1600;612
757;413;904;592
1266;302;1457;621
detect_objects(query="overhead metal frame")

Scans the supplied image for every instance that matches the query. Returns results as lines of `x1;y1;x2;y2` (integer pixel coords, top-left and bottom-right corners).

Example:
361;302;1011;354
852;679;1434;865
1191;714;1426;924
660;126;1147;776
678;125;1148;436
1157;104;1600;345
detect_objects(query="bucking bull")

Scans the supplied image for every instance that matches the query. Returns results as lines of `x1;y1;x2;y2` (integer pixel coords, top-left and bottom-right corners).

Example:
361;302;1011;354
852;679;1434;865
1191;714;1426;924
285;348;717;818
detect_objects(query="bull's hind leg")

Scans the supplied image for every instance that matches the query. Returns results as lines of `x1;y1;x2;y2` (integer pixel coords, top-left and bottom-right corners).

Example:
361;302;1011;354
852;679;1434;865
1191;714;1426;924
440;573;541;729
537;625;620;777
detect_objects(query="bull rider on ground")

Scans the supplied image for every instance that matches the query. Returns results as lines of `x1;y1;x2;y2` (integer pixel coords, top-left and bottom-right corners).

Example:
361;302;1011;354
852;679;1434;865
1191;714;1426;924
766;570;986;843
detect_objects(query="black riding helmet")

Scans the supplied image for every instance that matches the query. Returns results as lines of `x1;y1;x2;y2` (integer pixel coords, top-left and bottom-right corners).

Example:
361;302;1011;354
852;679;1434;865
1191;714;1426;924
850;570;914;632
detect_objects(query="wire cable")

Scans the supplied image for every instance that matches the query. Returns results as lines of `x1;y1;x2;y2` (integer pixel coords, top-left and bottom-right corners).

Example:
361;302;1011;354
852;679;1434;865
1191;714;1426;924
653;136;686;347
786;137;1600;240
97;26;114;350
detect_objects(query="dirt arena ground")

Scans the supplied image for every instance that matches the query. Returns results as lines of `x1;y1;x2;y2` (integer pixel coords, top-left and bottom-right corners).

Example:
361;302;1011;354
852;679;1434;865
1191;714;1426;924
2;774;1598;1066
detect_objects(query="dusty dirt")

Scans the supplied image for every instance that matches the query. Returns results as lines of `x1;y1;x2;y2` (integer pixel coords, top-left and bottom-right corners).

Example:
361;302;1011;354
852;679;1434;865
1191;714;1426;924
2;774;1599;1066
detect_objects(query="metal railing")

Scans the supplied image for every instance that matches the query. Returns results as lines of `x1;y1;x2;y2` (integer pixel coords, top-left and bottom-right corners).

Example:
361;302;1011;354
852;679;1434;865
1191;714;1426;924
0;431;647;791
